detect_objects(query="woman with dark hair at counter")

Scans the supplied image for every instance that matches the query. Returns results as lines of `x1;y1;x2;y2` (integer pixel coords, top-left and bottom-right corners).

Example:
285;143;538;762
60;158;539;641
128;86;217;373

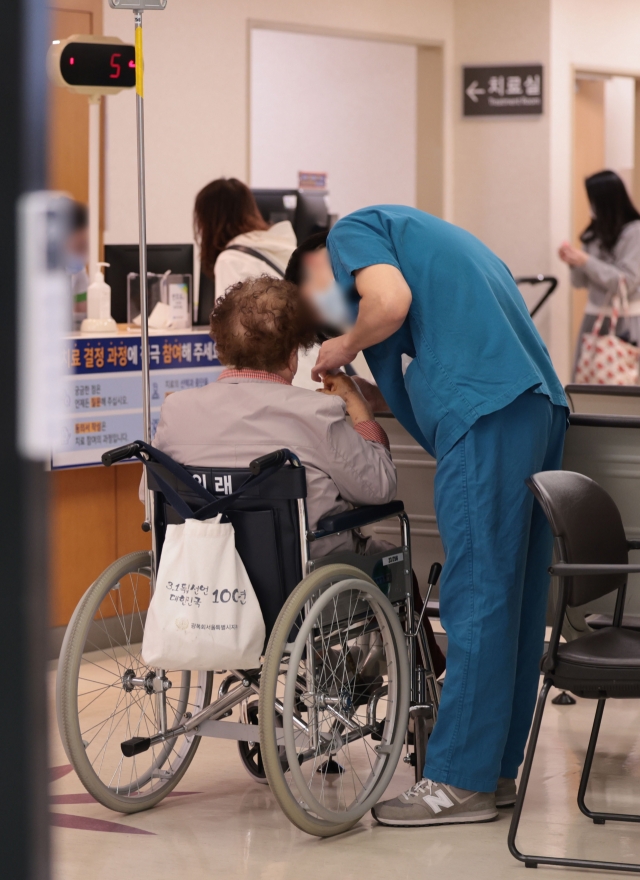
194;177;318;388
559;169;640;376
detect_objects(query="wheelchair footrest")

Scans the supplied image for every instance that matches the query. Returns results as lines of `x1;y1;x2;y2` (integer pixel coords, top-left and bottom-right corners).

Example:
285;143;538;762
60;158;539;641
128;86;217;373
121;736;151;757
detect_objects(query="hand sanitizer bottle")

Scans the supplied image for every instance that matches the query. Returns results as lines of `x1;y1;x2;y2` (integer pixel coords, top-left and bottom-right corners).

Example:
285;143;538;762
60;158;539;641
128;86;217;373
81;262;117;332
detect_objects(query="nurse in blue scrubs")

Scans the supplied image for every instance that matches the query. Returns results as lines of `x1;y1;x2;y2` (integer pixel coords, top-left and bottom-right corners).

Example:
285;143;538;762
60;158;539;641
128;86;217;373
286;205;568;828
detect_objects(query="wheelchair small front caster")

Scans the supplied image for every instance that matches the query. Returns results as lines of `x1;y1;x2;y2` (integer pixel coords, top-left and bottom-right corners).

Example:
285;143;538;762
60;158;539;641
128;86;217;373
317;759;345;775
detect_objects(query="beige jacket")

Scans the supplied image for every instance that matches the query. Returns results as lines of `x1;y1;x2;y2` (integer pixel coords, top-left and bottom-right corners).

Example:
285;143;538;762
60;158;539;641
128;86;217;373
214;221;297;298
152;370;397;558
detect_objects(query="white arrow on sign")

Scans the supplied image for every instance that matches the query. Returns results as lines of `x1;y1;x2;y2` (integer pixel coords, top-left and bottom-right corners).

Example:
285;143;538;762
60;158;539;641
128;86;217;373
466;81;486;103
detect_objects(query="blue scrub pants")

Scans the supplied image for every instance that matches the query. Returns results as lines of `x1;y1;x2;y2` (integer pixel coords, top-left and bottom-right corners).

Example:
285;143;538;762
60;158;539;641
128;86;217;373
423;389;566;792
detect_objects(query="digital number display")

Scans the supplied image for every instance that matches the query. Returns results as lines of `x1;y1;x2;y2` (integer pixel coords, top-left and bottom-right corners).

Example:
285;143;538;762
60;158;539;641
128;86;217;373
60;42;136;88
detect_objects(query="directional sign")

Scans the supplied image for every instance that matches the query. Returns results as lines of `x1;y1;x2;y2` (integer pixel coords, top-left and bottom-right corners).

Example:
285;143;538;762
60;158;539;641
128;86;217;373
463;65;543;117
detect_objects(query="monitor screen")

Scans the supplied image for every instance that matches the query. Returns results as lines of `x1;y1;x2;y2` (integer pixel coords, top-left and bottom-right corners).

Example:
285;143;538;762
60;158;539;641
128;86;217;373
104;244;194;323
252;189;298;228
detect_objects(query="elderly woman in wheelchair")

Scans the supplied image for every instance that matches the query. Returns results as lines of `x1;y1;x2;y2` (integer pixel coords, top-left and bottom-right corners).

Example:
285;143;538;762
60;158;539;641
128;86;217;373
56;275;443;837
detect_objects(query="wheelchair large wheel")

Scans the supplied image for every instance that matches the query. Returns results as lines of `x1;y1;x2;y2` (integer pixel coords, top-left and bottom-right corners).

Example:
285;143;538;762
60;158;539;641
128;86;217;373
259;564;409;837
56;551;213;813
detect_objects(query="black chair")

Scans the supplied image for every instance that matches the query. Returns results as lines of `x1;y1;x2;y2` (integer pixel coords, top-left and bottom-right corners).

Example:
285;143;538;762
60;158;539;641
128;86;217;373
509;470;640;873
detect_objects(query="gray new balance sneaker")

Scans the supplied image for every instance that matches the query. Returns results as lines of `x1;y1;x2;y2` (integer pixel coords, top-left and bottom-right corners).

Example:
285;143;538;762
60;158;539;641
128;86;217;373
371;778;498;827
495;777;517;807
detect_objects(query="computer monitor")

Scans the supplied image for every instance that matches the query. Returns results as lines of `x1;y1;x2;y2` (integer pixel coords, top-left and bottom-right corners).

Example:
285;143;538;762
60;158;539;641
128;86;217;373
252;189;298;229
295;191;330;243
251;189;330;244
104;243;194;323
196;270;215;327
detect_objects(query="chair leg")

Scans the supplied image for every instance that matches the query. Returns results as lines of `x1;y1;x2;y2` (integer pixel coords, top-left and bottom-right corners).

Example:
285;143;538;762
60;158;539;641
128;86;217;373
508;685;640;872
578;697;640;825
508;678;552;869
577;698;605;822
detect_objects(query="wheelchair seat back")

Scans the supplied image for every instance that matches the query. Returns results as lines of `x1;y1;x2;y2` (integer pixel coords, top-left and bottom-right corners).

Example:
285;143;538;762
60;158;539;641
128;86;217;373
148;463;307;637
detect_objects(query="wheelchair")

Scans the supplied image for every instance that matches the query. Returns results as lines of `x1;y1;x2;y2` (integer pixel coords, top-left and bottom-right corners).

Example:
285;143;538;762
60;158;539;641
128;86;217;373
56;440;441;837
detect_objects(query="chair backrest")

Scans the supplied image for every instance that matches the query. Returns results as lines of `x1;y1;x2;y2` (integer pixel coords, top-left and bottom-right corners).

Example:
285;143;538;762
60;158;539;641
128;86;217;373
149;462;307;637
527;470;628;606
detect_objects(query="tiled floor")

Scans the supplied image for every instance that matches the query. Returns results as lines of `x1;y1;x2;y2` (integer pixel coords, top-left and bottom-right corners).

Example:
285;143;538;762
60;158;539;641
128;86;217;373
49;651;640;880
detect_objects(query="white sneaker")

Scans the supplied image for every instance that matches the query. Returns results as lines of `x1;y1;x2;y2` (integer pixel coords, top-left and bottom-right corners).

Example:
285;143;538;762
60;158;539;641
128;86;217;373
371;778;498;827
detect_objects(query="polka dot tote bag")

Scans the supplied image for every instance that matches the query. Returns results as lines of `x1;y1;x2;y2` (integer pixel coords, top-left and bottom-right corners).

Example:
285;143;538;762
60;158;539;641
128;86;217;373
575;280;640;385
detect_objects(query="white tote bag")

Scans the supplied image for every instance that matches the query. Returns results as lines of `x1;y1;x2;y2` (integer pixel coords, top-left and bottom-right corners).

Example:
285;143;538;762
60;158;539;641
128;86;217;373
575;279;640;386
142;515;265;671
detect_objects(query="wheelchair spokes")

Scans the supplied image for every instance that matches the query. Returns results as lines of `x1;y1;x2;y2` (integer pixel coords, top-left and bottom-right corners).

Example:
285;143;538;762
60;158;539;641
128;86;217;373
259;565;409;837
57;551;213;812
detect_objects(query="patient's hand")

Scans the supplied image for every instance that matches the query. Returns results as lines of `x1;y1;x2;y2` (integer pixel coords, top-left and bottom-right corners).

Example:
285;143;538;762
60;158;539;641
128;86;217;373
351;376;391;413
319;373;374;425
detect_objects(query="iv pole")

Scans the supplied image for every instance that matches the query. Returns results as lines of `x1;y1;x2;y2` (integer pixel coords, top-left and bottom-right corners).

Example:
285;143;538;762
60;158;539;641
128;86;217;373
134;11;152;528
109;0;168;732
109;0;167;733
108;0;167;529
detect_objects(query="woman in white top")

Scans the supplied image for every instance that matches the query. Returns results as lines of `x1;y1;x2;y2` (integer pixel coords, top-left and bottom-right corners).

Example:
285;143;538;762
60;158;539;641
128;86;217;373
194;177;319;389
559;170;640;377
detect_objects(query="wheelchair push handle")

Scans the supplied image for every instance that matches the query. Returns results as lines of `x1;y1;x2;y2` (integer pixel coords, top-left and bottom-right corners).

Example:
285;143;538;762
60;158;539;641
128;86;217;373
101;442;143;467
249;448;291;475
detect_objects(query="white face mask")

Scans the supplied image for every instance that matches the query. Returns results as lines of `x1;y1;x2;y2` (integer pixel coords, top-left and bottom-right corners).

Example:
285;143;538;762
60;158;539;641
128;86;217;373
313;280;354;331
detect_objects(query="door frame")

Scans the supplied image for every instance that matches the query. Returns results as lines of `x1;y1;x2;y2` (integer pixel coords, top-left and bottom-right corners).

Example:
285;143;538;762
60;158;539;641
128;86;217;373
570;64;640;350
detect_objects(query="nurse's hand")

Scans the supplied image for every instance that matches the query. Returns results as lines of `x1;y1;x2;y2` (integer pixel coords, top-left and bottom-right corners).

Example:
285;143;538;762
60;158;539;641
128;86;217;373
311;334;358;382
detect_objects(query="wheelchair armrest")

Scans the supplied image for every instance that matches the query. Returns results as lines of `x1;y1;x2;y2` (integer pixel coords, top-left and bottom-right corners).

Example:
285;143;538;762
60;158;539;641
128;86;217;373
309;500;405;542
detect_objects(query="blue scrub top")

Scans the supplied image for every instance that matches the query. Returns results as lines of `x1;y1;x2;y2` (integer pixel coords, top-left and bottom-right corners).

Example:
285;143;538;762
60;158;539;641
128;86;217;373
327;205;567;459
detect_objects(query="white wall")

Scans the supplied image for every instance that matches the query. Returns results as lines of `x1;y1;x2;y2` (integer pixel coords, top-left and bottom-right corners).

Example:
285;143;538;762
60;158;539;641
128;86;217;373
452;0;552;295
102;0;454;247
250;30;417;219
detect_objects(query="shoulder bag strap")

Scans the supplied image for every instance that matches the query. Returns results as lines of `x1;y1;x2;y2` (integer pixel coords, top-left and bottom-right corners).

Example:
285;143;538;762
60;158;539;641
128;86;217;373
592;284;619;337
223;244;285;278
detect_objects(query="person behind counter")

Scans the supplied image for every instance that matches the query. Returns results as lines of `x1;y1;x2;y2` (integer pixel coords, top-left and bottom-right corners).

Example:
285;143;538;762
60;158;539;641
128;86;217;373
194;177;318;389
559;169;640;377
66;201;89;331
